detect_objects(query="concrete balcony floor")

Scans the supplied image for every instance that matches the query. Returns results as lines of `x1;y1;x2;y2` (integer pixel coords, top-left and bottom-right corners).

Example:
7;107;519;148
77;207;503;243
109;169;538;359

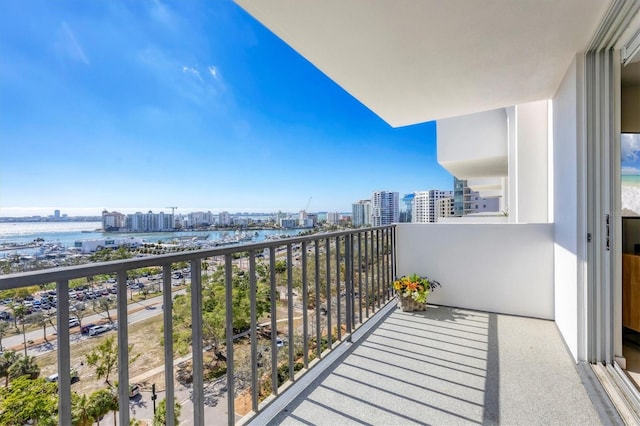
259;303;613;425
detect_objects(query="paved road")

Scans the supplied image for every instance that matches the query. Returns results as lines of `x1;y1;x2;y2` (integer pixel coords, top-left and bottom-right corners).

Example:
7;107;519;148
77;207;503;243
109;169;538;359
2;287;187;356
94;384;231;426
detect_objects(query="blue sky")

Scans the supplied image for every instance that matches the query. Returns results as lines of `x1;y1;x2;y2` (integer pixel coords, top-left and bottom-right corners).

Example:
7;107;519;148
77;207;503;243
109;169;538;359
0;0;450;218
622;134;640;176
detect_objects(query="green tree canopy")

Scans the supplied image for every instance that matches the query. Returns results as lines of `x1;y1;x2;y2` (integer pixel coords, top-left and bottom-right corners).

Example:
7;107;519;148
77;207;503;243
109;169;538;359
85;335;138;387
0;376;57;425
153;398;181;426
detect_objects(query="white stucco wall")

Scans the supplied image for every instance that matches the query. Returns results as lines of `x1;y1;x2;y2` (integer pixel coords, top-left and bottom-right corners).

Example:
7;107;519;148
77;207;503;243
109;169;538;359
396;223;554;320
516;101;549;223
437;108;508;178
552;56;582;361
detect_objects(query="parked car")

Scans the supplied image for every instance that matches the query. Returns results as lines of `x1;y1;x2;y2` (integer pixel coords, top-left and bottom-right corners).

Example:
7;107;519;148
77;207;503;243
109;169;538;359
69;317;80;328
81;323;96;334
88;325;110;336
46;368;79;383
129;384;140;398
0;311;10;320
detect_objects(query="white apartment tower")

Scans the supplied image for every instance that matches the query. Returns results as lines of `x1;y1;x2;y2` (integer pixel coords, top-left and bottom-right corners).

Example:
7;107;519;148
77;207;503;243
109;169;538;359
101;210;126;231
187;211;215;227
127;211;174;231
352;200;372;227
413;190;453;223
371;191;399;226
326;212;340;225
218;211;232;226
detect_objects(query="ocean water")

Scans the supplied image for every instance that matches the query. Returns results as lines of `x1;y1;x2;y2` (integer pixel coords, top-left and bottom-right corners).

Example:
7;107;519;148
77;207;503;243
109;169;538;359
622;176;640;215
0;221;301;257
0;221;103;244
622;175;640;188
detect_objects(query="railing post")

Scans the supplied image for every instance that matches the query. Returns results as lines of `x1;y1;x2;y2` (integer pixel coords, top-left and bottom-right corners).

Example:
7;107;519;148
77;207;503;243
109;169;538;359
56;279;71;426
384;227;389;301
357;232;363;324
345;234;353;341
325;238;332;348
249;251;259;413
301;241;309;368
116;269;130;426
190;260;204;426
376;229;381;309
162;264;176;426
286;244;295;383
392;225;397;282
269;247;278;396
335;236;342;341
365;230;370;318
225;254;235;426
314;241;322;360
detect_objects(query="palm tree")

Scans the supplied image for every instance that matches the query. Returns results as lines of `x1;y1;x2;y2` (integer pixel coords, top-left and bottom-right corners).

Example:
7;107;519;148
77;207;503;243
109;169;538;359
89;388;118;426
71;393;95;426
0;321;9;351
8;353;40;380
153;398;181;426
11;303;28;355
0;350;18;387
29;311;49;343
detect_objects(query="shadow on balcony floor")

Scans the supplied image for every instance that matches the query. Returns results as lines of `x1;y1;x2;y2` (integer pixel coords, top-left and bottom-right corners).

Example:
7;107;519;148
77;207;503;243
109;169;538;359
263;304;602;425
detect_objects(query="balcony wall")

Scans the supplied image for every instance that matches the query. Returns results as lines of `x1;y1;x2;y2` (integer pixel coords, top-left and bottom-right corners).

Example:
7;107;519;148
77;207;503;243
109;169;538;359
437;108;508;179
396;223;554;320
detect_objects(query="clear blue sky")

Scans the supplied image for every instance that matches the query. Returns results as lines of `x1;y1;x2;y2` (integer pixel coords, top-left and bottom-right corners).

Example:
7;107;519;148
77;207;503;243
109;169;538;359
0;0;451;218
622;134;640;176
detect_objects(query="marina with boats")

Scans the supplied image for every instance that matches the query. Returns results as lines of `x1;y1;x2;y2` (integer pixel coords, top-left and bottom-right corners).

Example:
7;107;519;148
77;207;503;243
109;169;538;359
0;221;302;271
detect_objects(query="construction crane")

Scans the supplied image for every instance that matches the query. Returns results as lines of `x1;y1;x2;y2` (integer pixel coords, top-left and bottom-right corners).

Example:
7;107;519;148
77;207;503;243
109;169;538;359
166;207;178;228
304;196;312;212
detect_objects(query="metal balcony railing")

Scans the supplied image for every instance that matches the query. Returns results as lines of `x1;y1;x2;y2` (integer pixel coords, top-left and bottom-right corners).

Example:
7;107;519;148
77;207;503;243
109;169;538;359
0;225;396;425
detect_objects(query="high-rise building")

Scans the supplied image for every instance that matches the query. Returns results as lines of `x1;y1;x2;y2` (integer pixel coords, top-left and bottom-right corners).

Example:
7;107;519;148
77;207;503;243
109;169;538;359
218;211;231;226
126;211;174;231
306;213;318;226
326;212;340;225
413;190;453;223
102;210;126;231
54;210;61;219
400;193;415;223
436;197;455;219
279;218;298;229
186;211;215;228
453;177;500;216
371;191;399;226
352;199;372;227
453;177;468;216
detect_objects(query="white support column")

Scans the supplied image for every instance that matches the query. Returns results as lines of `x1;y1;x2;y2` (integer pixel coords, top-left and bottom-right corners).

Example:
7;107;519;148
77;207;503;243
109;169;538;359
515;100;549;223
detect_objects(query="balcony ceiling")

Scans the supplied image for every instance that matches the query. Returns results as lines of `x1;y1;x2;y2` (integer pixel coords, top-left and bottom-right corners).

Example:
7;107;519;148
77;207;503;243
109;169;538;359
236;0;612;127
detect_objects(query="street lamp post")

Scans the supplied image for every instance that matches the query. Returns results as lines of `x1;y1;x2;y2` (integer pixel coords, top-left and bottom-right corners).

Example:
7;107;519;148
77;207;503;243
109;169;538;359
152;383;157;414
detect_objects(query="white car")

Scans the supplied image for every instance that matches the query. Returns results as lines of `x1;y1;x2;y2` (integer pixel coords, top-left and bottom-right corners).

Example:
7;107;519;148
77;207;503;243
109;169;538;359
69;317;80;328
88;325;110;336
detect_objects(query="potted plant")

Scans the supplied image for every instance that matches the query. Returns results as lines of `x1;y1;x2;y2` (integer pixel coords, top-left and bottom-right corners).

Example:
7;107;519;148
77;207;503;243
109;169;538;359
393;273;440;312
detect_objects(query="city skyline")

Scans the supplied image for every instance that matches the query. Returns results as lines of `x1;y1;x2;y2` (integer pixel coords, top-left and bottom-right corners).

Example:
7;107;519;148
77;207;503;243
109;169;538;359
0;1;451;218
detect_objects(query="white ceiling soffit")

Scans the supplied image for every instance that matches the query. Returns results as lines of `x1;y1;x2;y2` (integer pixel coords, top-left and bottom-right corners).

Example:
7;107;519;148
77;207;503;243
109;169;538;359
236;0;611;127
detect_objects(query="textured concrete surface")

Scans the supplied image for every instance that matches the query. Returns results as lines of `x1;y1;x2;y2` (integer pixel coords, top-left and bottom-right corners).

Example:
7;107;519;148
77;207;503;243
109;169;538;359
264;305;604;425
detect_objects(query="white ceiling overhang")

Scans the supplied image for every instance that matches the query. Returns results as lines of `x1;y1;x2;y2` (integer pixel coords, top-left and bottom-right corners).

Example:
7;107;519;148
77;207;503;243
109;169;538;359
236;0;612;127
